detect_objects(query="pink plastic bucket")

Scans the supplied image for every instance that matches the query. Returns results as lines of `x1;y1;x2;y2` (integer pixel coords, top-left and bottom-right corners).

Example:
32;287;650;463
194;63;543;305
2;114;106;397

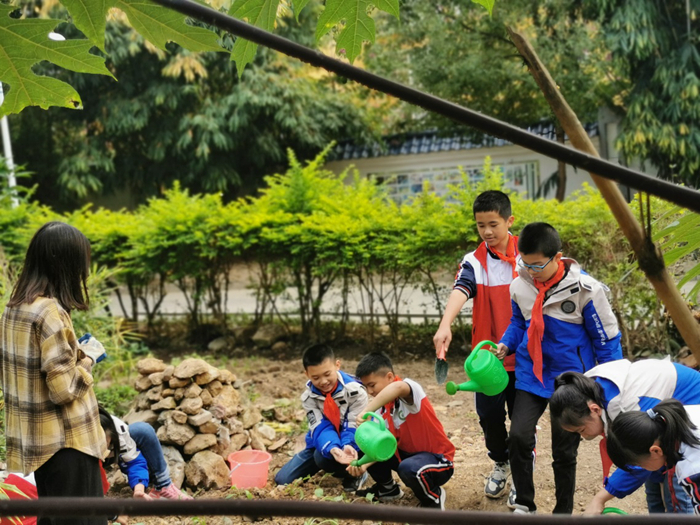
228;450;272;489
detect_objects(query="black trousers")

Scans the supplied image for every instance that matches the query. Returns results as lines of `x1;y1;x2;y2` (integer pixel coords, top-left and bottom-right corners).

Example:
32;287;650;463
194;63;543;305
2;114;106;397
366;450;454;506
507;389;580;513
475;371;516;463
34;448;107;525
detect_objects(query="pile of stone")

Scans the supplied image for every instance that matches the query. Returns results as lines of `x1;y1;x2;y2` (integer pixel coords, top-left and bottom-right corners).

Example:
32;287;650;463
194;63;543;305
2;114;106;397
122;357;287;491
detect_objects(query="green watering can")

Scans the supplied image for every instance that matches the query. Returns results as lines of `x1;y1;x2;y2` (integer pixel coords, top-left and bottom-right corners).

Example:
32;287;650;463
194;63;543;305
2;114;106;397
350;412;397;467
602;507;628;516
445;340;509;396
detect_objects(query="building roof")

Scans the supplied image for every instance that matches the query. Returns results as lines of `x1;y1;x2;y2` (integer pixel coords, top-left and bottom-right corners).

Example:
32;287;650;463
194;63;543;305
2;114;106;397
331;122;599;161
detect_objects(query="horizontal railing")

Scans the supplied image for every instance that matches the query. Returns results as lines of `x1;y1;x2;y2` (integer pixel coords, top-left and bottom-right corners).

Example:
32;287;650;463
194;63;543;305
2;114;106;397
0;498;696;523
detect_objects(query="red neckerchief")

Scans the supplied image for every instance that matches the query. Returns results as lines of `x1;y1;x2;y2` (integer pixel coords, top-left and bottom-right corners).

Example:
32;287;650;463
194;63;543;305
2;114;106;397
526;260;566;384
323;382;341;433
491;236;518;278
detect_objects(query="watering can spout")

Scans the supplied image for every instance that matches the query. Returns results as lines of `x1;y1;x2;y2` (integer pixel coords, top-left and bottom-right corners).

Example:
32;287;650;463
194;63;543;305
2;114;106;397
445;380;481;395
350;454;374;467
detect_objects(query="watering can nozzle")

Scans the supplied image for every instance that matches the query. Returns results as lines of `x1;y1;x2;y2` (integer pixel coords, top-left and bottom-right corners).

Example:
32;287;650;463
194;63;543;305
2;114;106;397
445;381;458;396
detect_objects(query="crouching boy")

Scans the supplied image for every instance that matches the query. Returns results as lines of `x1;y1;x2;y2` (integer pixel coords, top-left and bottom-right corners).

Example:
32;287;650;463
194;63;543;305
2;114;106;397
348;352;455;510
275;344;369;492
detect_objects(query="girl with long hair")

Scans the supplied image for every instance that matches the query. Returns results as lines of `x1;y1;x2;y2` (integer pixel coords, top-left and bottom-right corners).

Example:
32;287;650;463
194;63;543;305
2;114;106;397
549;358;700;515
606;400;700;515
1;222;107;525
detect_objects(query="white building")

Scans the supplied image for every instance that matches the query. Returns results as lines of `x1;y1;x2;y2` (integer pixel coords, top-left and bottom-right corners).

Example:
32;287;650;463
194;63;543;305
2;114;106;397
324;123;608;201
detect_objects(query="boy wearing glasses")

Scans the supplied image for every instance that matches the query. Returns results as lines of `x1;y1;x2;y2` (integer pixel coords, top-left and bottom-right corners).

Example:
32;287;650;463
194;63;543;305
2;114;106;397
494;222;622;515
433;190;519;502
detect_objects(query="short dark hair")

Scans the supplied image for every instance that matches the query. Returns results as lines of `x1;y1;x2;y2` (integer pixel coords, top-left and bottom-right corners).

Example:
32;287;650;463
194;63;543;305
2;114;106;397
356;352;394;378
8;221;91;312
473;190;512;220
98;406;121;468
302;343;335;369
550;372;606;426
518;222;561;257
607;399;700;471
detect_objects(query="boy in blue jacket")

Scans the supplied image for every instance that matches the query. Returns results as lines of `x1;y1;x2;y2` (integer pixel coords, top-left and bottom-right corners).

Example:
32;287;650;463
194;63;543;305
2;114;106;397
494;222;622;514
275;344;369;491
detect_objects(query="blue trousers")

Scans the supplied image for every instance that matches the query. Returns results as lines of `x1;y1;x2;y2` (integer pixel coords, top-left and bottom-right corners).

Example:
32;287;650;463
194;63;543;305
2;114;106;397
366;450;453;506
645;471;695;514
275;448;353;485
129;422;172;489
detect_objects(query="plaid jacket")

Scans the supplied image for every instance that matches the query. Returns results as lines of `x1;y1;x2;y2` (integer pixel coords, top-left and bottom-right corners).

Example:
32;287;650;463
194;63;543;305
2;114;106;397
1;297;105;474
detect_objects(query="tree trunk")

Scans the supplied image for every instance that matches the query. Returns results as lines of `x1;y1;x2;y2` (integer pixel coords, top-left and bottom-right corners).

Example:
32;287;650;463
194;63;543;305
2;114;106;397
555;124;567;202
507;27;700;363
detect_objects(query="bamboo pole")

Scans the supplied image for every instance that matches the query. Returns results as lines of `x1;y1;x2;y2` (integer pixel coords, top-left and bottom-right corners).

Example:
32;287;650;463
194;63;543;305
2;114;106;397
507;28;700;362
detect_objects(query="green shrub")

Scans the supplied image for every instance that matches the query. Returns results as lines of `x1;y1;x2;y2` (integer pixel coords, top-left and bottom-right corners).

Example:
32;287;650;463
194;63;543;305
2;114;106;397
95;384;138;417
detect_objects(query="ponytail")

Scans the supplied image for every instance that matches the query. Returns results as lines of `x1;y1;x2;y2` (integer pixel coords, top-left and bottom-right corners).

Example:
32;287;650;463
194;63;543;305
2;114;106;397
550;372;606;426
607;399;700;471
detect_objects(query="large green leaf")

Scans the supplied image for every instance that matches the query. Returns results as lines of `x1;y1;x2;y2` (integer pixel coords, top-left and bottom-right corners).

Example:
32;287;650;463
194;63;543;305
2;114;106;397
316;0;373;63
116;0;223;52
0;4;113;117
229;0;278;77
471;0;495;16
61;0;109;51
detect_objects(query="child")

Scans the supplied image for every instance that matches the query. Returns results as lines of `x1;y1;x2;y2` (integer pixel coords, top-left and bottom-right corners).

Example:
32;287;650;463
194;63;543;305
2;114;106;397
274;343;369;491
606;399;700;515
495;222;622;514
348;352;454;510
99;407;192;500
433;190;519;501
549;357;700;514
0;222;108;525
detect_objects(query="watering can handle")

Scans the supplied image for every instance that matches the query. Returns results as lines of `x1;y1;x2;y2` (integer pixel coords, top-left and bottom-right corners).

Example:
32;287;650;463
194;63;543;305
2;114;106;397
362;412;386;432
467;340;498;367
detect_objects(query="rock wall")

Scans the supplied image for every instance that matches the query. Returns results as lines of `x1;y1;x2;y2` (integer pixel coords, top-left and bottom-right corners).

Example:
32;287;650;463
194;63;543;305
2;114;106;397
123;357;284;490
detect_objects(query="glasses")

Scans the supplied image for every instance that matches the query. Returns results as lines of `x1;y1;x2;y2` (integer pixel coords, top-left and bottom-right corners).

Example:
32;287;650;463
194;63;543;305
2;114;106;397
519;255;555;273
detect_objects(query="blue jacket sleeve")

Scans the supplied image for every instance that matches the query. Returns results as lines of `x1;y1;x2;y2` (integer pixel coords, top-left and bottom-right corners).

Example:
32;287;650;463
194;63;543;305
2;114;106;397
604;466;652;499
453;260;476;299
582;291;623;364
309;419;343;459
119;451;150;490
500;300;526;353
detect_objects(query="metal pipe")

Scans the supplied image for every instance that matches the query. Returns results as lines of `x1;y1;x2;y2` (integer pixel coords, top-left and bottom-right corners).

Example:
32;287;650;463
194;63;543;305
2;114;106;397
0;497;696;523
0;84;18;208
149;0;700;213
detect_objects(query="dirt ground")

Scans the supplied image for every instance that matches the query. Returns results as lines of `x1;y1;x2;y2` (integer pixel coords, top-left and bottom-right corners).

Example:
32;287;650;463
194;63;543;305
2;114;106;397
123;354;647;525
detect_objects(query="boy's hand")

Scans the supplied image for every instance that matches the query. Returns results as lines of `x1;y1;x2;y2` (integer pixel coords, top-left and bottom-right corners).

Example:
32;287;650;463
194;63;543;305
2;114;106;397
115;516;129;525
355;411;369;428
433;326;452;355
493;343;509;360
133;483;152;501
330;447;355;465
342;445;358;462
346;463;369;477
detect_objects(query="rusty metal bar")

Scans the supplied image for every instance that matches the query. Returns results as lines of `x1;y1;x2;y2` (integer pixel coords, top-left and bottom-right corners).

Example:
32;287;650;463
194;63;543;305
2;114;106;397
1;498;697;523
149;0;700;213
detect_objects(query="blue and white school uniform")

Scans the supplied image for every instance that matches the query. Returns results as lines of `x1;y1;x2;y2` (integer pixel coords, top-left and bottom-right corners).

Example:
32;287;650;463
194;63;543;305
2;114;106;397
586;358;700;511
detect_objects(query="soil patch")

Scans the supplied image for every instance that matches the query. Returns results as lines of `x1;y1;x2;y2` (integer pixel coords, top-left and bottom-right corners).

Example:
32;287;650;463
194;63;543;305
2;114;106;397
117;354;647;524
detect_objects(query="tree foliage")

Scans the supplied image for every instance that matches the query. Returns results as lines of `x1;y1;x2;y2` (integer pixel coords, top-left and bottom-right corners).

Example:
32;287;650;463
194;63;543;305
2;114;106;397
0;0;398;116
587;0;700;187
7;6;378;205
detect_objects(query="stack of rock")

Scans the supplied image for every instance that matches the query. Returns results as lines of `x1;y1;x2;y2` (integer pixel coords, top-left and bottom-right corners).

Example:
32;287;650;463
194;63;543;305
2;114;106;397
124;357;282;490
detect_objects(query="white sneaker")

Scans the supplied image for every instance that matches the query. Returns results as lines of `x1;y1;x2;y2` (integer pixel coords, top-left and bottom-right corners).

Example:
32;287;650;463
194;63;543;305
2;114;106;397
484;461;510;498
507;485;517;509
513;505;536;515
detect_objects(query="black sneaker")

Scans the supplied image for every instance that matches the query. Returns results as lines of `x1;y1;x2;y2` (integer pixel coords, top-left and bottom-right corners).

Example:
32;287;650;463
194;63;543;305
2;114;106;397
342;471;368;493
356;482;404;502
419;486;446;510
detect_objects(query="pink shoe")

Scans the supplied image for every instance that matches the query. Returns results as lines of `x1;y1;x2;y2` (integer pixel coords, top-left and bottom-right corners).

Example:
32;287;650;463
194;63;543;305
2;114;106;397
150;483;193;500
